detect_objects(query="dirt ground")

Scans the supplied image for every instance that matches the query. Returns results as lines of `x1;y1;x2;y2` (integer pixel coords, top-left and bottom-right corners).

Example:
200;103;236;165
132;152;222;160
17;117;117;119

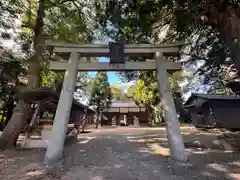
1;126;240;180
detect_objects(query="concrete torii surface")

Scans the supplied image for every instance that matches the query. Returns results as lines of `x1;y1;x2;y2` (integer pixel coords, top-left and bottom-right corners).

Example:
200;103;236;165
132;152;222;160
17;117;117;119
44;40;187;165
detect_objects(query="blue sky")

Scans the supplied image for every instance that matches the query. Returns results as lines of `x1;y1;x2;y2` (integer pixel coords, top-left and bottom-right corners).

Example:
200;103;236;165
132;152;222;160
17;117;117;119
88;57;137;91
90;38;121;85
88;57;120;85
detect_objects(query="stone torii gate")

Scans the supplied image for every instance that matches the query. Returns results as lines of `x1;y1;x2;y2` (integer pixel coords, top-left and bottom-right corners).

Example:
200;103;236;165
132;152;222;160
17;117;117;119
44;40;187;165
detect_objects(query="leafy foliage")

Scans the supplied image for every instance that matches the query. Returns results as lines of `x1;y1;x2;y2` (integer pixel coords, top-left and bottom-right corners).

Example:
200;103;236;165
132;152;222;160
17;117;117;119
126;75;160;126
0;1;21;37
96;0;240;91
0;0;99;146
1;0;98;98
89;72;112;112
125;71;190;124
0;48;26;129
130;74;159;106
110;85;129;101
126;72;184;105
74;72;92;101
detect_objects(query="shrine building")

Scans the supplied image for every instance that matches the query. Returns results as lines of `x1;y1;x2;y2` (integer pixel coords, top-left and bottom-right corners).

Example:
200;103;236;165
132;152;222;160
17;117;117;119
102;101;148;126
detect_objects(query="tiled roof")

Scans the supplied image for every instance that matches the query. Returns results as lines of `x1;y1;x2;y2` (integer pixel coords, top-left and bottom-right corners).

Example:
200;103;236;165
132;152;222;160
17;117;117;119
184;93;240;108
191;93;240;100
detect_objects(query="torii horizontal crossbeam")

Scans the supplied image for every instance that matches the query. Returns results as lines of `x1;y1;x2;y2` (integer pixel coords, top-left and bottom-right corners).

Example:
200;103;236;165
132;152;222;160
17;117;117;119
45;40;183;57
49;61;181;71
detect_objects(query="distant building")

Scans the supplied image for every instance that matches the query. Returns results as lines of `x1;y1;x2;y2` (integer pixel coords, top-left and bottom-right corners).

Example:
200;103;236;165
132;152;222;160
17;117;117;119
102;101;148;126
185;93;240;130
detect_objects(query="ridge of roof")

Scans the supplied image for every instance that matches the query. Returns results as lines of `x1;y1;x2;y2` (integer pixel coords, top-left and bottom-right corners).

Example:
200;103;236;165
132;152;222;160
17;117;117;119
191;93;240;100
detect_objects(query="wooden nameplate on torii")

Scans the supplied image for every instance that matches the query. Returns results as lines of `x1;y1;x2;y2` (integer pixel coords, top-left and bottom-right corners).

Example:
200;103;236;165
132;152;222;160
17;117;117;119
109;42;125;64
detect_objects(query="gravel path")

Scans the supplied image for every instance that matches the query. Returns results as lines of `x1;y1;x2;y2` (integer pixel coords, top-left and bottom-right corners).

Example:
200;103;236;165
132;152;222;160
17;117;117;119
1;127;240;180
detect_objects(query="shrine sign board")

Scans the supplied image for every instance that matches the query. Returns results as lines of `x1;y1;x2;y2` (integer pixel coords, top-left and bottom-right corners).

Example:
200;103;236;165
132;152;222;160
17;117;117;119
109;42;125;64
109;63;126;70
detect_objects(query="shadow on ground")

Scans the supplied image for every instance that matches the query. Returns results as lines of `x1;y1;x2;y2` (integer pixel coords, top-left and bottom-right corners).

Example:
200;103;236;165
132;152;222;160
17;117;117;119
124;128;240;180
80;131;92;134
1;127;240;180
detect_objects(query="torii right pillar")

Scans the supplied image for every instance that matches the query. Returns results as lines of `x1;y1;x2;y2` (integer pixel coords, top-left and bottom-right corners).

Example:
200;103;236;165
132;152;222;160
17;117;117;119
155;52;187;162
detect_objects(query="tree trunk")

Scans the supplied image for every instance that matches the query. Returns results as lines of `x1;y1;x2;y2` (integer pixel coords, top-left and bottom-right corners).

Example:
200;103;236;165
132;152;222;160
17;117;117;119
81;111;88;133
146;104;154;127
203;1;240;70
0;101;29;149
81;118;87;133
0;0;45;149
95;110;102;129
95;111;99;129
95;106;99;129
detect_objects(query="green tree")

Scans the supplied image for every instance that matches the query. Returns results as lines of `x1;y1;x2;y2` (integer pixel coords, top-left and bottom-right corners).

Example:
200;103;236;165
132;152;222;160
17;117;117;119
125;71;190;125
89;72;112;128
0;49;26;130
96;0;240;90
110;85;128;100
97;0;240;69
126;73;161;126
125;84;137;99
0;0;97;149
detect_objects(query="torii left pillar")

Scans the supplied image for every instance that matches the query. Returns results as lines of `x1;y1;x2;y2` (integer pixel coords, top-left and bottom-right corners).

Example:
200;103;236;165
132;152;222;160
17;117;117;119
44;52;79;165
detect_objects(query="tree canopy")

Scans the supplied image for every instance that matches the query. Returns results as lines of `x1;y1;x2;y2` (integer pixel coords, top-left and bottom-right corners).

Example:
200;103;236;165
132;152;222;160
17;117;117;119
0;0;99;148
110;85;129;101
89;72;112;111
96;0;240;90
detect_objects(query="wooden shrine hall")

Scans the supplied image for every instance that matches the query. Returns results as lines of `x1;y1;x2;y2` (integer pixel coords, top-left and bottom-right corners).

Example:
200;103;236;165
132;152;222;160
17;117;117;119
102;101;147;126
